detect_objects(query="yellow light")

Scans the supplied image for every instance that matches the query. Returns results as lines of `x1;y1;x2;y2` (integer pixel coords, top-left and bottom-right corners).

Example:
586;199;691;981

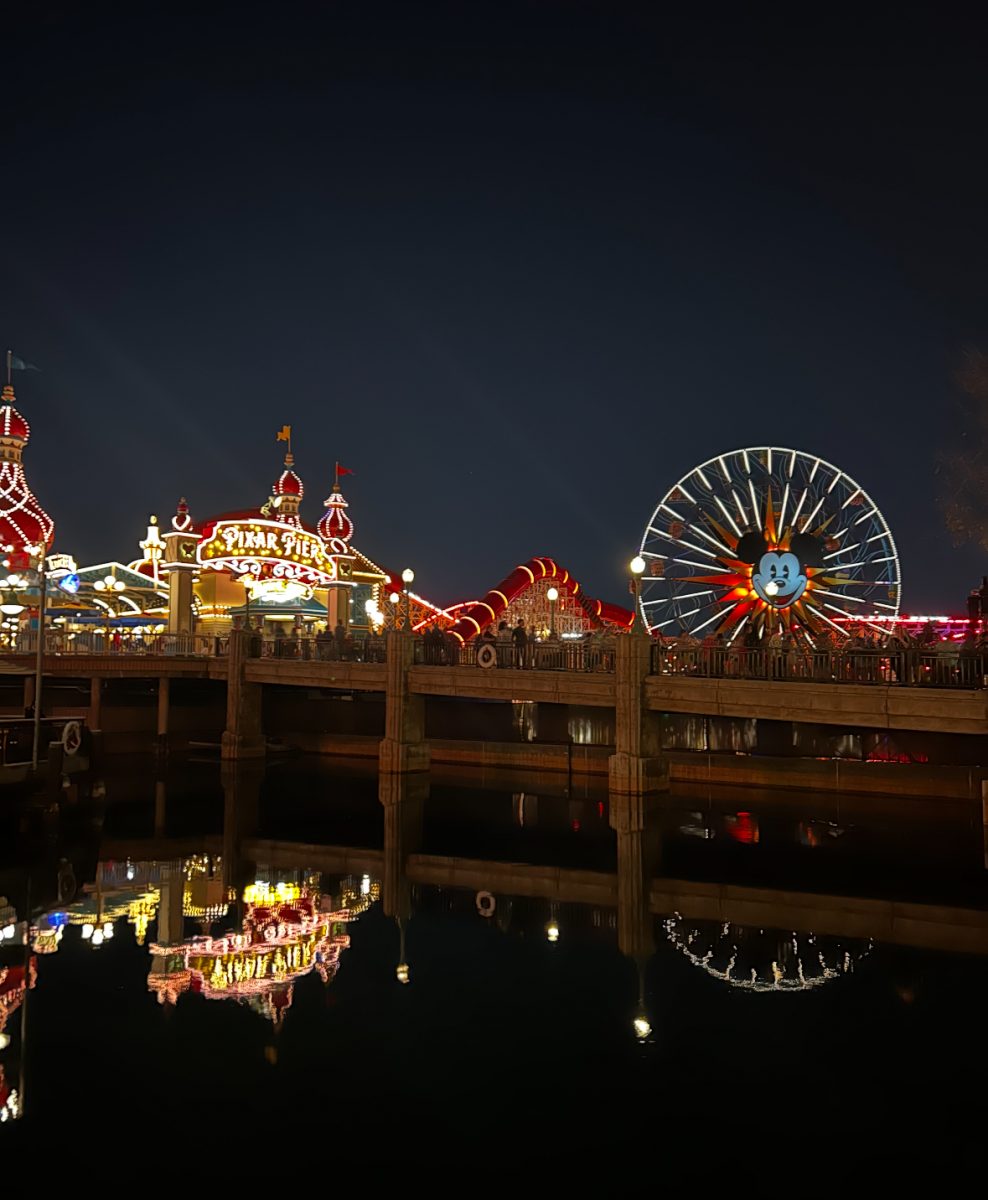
396;963;410;985
546;922;560;943
633;1016;652;1040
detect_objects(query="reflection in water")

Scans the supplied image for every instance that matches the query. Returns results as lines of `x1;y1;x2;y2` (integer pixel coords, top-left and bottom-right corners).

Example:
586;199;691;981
30;856;231;951
148;871;380;1024
0;957;32;1122
664;915;871;992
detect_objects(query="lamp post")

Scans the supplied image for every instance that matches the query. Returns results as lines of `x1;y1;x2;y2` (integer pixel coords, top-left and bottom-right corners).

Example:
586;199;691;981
629;556;646;633
401;568;415;632
546;586;559;637
388;591;401;632
28;549;49;771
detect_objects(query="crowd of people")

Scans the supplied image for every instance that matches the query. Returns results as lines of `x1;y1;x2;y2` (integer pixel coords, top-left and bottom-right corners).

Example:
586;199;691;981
656;621;988;686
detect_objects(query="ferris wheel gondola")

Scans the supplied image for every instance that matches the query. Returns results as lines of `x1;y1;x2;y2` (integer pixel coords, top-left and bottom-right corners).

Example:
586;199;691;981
637;446;901;642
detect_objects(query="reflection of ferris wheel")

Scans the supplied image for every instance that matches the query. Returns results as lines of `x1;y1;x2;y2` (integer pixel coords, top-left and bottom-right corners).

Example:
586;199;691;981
637;447;901;641
664;916;871;993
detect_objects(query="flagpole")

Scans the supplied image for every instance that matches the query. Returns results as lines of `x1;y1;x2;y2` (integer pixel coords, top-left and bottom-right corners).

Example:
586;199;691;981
6;350;11;386
334;460;339;490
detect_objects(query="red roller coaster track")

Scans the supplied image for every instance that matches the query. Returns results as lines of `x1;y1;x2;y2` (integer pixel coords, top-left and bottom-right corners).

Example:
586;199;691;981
444;556;634;644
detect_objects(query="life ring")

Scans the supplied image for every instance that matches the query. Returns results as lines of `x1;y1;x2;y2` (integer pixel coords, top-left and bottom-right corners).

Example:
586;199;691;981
475;891;496;918
61;721;83;756
476;643;497;670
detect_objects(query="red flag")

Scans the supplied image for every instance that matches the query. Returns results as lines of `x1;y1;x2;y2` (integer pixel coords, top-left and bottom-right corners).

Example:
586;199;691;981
336;463;354;477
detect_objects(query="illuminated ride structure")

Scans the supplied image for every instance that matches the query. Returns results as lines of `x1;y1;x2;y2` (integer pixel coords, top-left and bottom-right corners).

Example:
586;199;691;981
637;447;902;642
664;915;871;992
0;956;34;1123
147;875;379;1024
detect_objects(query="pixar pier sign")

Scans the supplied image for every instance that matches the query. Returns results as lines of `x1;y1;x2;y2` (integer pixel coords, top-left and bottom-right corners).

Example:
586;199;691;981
197;518;352;589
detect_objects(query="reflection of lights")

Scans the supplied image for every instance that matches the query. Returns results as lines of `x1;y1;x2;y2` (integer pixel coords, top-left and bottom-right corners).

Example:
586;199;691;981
396;962;410;985
102;922;114;939
360;874;371;896
664;915;872;992
0;1032;10;1050
1;924;15;940
126;863;135;881
546;922;560;943
633;1015;652;1041
91;928;104;947
81;923;95;940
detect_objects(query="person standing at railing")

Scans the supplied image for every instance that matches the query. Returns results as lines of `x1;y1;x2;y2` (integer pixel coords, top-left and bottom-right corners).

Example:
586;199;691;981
316;626;332;660
333;620;346;662
512;619;527;669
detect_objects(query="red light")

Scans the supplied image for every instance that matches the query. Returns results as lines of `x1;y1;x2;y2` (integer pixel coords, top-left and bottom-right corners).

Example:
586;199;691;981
571;819;580;832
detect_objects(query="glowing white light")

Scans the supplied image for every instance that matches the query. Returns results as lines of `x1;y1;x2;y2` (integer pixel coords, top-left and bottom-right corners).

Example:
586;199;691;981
764;580;779;596
360;874;371;896
81;923;94;940
91;928;104;947
546;586;559;601
401;567;415;585
1;924;14;940
633;1016;652;1040
0;1032;9;1051
389;592;400;605
629;557;646;576
546;922;560;943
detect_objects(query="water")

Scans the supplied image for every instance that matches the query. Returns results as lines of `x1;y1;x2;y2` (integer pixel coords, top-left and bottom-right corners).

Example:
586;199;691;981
3;758;988;1173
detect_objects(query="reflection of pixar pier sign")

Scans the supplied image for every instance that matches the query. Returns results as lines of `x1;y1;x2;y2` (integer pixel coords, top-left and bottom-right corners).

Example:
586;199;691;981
199;519;350;585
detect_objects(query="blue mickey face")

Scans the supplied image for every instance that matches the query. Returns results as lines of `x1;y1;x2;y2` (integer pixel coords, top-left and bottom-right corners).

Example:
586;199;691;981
751;550;807;607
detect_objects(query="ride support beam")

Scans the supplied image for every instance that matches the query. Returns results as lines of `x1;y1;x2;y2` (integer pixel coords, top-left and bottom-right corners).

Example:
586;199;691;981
379;630;430;774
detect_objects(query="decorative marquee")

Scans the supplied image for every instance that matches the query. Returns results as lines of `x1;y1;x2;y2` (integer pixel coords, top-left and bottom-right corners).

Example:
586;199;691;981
197;518;353;590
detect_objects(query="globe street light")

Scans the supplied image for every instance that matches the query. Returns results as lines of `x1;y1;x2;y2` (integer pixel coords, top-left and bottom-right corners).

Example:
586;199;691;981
401;568;415;631
629;555;646;632
546;586;559;636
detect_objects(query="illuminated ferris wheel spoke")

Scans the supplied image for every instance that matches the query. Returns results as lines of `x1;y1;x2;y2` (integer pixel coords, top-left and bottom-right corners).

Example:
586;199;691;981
741;449;751;474
825;542;860;559
688;523;733;555
695;466;712;490
788;450;796;477
778;482;790;534
732;490;749;526
765;447;773;474
714;495;743;538
826;471;843;495
670;536;718;560
854;506;878;525
841;488;862;509
718;455;731;482
789;488;808;531
692;602;739;636
803;495;825;529
747;479;760;526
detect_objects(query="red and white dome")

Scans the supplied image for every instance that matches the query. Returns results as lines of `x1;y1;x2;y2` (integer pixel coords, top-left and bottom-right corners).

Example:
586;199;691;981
318;487;354;543
0;384;54;554
274;452;303;498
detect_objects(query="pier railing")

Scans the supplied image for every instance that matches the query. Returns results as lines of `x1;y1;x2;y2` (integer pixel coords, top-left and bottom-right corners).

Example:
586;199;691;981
652;644;988;689
3;630;986;688
412;637;618;672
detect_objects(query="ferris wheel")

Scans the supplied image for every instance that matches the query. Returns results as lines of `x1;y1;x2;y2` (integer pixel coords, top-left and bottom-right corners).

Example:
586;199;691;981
637;446;901;641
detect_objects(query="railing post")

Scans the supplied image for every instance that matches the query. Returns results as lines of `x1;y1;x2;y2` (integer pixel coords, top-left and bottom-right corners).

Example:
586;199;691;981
379;630;429;774
608;632;668;808
221;629;265;760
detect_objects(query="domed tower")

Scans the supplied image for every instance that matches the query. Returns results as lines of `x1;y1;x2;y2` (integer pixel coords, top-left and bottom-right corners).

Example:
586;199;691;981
317;473;354;545
271;452;304;530
0;383;54;555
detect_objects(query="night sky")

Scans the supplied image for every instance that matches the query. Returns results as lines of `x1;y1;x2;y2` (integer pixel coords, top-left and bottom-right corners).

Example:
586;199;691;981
2;3;987;612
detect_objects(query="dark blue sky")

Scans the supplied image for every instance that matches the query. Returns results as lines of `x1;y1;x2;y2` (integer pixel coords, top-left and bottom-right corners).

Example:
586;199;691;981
2;3;986;611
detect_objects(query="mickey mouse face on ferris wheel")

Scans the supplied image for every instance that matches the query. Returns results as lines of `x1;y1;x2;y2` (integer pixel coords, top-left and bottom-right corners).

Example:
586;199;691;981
736;531;823;609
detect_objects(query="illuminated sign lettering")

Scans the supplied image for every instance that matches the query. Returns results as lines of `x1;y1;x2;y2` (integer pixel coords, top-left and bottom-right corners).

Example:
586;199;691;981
197;519;352;589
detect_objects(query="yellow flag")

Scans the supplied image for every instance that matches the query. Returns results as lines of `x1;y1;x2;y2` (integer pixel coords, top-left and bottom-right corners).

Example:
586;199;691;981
276;424;292;442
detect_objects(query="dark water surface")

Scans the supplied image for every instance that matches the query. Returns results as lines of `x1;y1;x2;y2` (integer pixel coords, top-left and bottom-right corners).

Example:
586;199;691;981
2;757;988;1174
